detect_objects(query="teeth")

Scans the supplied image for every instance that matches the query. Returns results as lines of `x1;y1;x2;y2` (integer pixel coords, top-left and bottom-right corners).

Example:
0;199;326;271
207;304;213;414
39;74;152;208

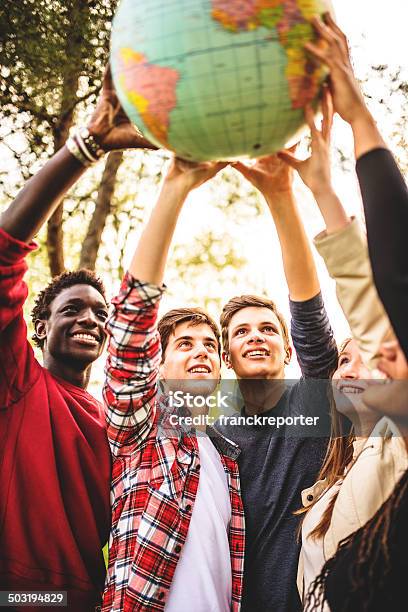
189;367;209;373
73;333;97;342
340;386;364;394
246;350;268;357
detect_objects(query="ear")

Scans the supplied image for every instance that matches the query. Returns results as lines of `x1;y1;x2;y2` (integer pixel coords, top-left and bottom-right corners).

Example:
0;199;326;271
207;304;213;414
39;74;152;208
159;361;166;381
222;350;233;369
284;346;293;365
34;319;47;345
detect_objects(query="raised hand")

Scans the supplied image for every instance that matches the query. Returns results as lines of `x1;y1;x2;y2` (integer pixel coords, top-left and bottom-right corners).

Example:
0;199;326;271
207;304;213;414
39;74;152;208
278;87;333;196
305;13;368;126
165;158;228;194
87;67;157;151
232;148;295;200
278;88;350;234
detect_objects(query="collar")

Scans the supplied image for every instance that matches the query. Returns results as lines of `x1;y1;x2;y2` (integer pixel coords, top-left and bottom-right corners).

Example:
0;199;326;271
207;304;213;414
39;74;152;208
207;425;241;460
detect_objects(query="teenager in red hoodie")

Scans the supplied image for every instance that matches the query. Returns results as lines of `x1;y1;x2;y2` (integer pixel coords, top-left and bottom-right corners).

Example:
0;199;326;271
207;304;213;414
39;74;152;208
0;70;155;611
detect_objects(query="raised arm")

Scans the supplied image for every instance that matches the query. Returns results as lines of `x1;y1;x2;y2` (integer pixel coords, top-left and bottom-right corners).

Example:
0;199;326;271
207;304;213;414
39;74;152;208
233;154;319;302
305;14;408;360
0;68;155;243
279;89;395;369
103;159;226;454
233;153;337;377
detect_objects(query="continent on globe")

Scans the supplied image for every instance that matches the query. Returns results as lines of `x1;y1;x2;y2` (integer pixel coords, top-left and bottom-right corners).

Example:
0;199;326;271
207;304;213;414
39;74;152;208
212;0;326;109
117;48;180;147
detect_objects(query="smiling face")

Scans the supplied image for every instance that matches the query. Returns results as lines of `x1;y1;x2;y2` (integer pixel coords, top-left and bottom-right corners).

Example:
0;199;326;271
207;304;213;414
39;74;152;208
224;306;291;380
35;284;108;371
332;338;376;421
159;321;221;395
363;341;408;431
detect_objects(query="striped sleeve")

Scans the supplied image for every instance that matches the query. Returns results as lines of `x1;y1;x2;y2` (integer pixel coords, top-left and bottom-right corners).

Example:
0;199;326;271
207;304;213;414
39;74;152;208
103;273;165;456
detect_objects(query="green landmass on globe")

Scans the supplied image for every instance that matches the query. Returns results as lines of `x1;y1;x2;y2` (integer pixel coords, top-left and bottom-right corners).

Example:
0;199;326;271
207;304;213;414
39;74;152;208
111;0;333;161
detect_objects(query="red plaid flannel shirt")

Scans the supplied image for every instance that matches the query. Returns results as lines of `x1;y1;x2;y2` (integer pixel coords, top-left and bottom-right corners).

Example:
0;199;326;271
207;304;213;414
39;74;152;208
102;274;245;612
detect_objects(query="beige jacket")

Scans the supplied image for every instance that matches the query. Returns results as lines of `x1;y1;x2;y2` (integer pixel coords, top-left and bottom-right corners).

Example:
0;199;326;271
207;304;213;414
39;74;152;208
314;217;395;369
297;417;408;598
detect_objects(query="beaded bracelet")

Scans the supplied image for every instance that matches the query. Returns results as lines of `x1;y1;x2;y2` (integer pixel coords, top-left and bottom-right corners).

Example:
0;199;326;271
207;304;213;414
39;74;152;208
66;128;105;167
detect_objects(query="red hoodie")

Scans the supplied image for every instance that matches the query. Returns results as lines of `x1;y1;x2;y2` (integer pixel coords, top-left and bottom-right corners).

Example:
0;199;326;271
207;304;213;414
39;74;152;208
0;229;111;611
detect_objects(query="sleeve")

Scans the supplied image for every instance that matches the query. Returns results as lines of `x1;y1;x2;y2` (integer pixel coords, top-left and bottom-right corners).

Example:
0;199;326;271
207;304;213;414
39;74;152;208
103;273;165;456
314;217;395;369
289;292;338;379
356;147;408;360
0;228;38;406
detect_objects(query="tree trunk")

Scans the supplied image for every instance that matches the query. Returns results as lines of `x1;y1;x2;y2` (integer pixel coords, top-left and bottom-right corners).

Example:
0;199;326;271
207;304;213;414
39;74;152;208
79;150;123;270
46;1;91;277
46;112;76;276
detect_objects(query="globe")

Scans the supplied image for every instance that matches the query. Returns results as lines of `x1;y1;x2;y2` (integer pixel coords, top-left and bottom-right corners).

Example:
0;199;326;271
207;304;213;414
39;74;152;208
111;0;333;161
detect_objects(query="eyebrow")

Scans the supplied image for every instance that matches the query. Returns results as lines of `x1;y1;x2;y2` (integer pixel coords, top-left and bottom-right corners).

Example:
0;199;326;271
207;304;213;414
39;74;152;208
59;298;108;310
173;335;217;344
231;321;279;333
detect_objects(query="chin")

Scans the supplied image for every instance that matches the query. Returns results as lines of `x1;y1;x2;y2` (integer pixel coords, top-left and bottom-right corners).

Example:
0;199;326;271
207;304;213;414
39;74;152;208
178;377;218;397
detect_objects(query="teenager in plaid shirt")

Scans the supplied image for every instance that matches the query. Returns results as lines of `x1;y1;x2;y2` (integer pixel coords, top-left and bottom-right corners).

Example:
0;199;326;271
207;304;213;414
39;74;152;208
102;159;245;612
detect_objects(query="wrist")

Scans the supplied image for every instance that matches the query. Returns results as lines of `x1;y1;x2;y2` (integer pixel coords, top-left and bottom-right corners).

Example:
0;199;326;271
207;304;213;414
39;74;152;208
349;107;375;130
161;176;190;202
314;191;351;234
264;188;294;208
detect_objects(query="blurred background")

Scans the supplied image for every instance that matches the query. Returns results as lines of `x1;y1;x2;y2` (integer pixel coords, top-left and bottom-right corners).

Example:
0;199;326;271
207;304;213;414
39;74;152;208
0;0;407;389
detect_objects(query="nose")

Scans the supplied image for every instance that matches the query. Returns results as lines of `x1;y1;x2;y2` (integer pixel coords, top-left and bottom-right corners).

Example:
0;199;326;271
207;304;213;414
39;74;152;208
192;343;210;359
248;329;265;344
339;360;358;379
76;308;98;328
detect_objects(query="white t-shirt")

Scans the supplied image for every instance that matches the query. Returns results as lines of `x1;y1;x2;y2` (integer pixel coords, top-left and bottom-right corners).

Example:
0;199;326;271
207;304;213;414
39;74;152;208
165;435;232;612
301;481;342;608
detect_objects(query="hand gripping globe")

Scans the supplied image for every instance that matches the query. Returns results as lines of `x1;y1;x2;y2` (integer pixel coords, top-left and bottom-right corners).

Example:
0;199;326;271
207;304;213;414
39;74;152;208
111;0;333;161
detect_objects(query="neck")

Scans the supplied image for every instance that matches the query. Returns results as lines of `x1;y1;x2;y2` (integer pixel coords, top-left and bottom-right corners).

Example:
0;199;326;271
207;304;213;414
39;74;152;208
238;378;286;415
43;354;91;389
349;410;379;438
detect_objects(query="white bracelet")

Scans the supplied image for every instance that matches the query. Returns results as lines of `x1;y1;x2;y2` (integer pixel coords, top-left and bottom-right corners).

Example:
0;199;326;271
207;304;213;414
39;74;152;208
66;136;93;167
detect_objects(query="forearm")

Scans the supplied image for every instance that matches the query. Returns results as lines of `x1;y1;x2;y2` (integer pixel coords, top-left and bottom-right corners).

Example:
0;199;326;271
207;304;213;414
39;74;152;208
0;146;87;243
104;277;164;453
356;148;408;359
312;188;351;235
314;218;395;369
129;179;188;285
264;191;320;301
350;109;387;160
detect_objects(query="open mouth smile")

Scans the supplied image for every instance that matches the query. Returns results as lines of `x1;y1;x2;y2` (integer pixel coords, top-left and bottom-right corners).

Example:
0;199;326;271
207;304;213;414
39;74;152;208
187;365;212;374
70;332;100;346
243;349;270;359
338;383;366;395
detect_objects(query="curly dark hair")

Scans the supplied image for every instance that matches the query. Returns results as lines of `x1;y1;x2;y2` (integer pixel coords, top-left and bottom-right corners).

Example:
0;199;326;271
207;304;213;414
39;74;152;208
304;467;408;612
31;269;107;349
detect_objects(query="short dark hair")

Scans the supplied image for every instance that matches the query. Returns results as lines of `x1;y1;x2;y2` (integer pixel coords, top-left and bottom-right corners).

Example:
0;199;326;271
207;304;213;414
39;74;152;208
31;269;107;348
220;294;290;353
158;307;221;361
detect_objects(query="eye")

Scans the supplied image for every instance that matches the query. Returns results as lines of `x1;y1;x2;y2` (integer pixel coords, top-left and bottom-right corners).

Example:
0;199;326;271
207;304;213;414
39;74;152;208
205;342;217;352
263;325;277;333
235;328;246;336
62;305;78;315
97;310;108;321
178;340;192;349
338;355;350;366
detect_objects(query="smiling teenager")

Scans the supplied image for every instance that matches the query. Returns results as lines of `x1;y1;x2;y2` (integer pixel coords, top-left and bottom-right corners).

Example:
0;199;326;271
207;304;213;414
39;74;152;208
215;151;338;612
0;69;155;611
276;33;407;607
102;157;245;612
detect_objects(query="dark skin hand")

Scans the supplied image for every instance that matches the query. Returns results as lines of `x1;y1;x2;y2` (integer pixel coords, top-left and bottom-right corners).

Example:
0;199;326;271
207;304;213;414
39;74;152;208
0;68;157;243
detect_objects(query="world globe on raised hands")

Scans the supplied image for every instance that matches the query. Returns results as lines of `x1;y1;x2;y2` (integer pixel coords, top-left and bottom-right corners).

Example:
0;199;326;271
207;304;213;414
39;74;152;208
111;0;333;161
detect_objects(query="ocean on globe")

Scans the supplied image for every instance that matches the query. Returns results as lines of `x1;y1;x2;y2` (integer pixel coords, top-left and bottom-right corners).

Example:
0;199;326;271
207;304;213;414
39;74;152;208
111;0;333;161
